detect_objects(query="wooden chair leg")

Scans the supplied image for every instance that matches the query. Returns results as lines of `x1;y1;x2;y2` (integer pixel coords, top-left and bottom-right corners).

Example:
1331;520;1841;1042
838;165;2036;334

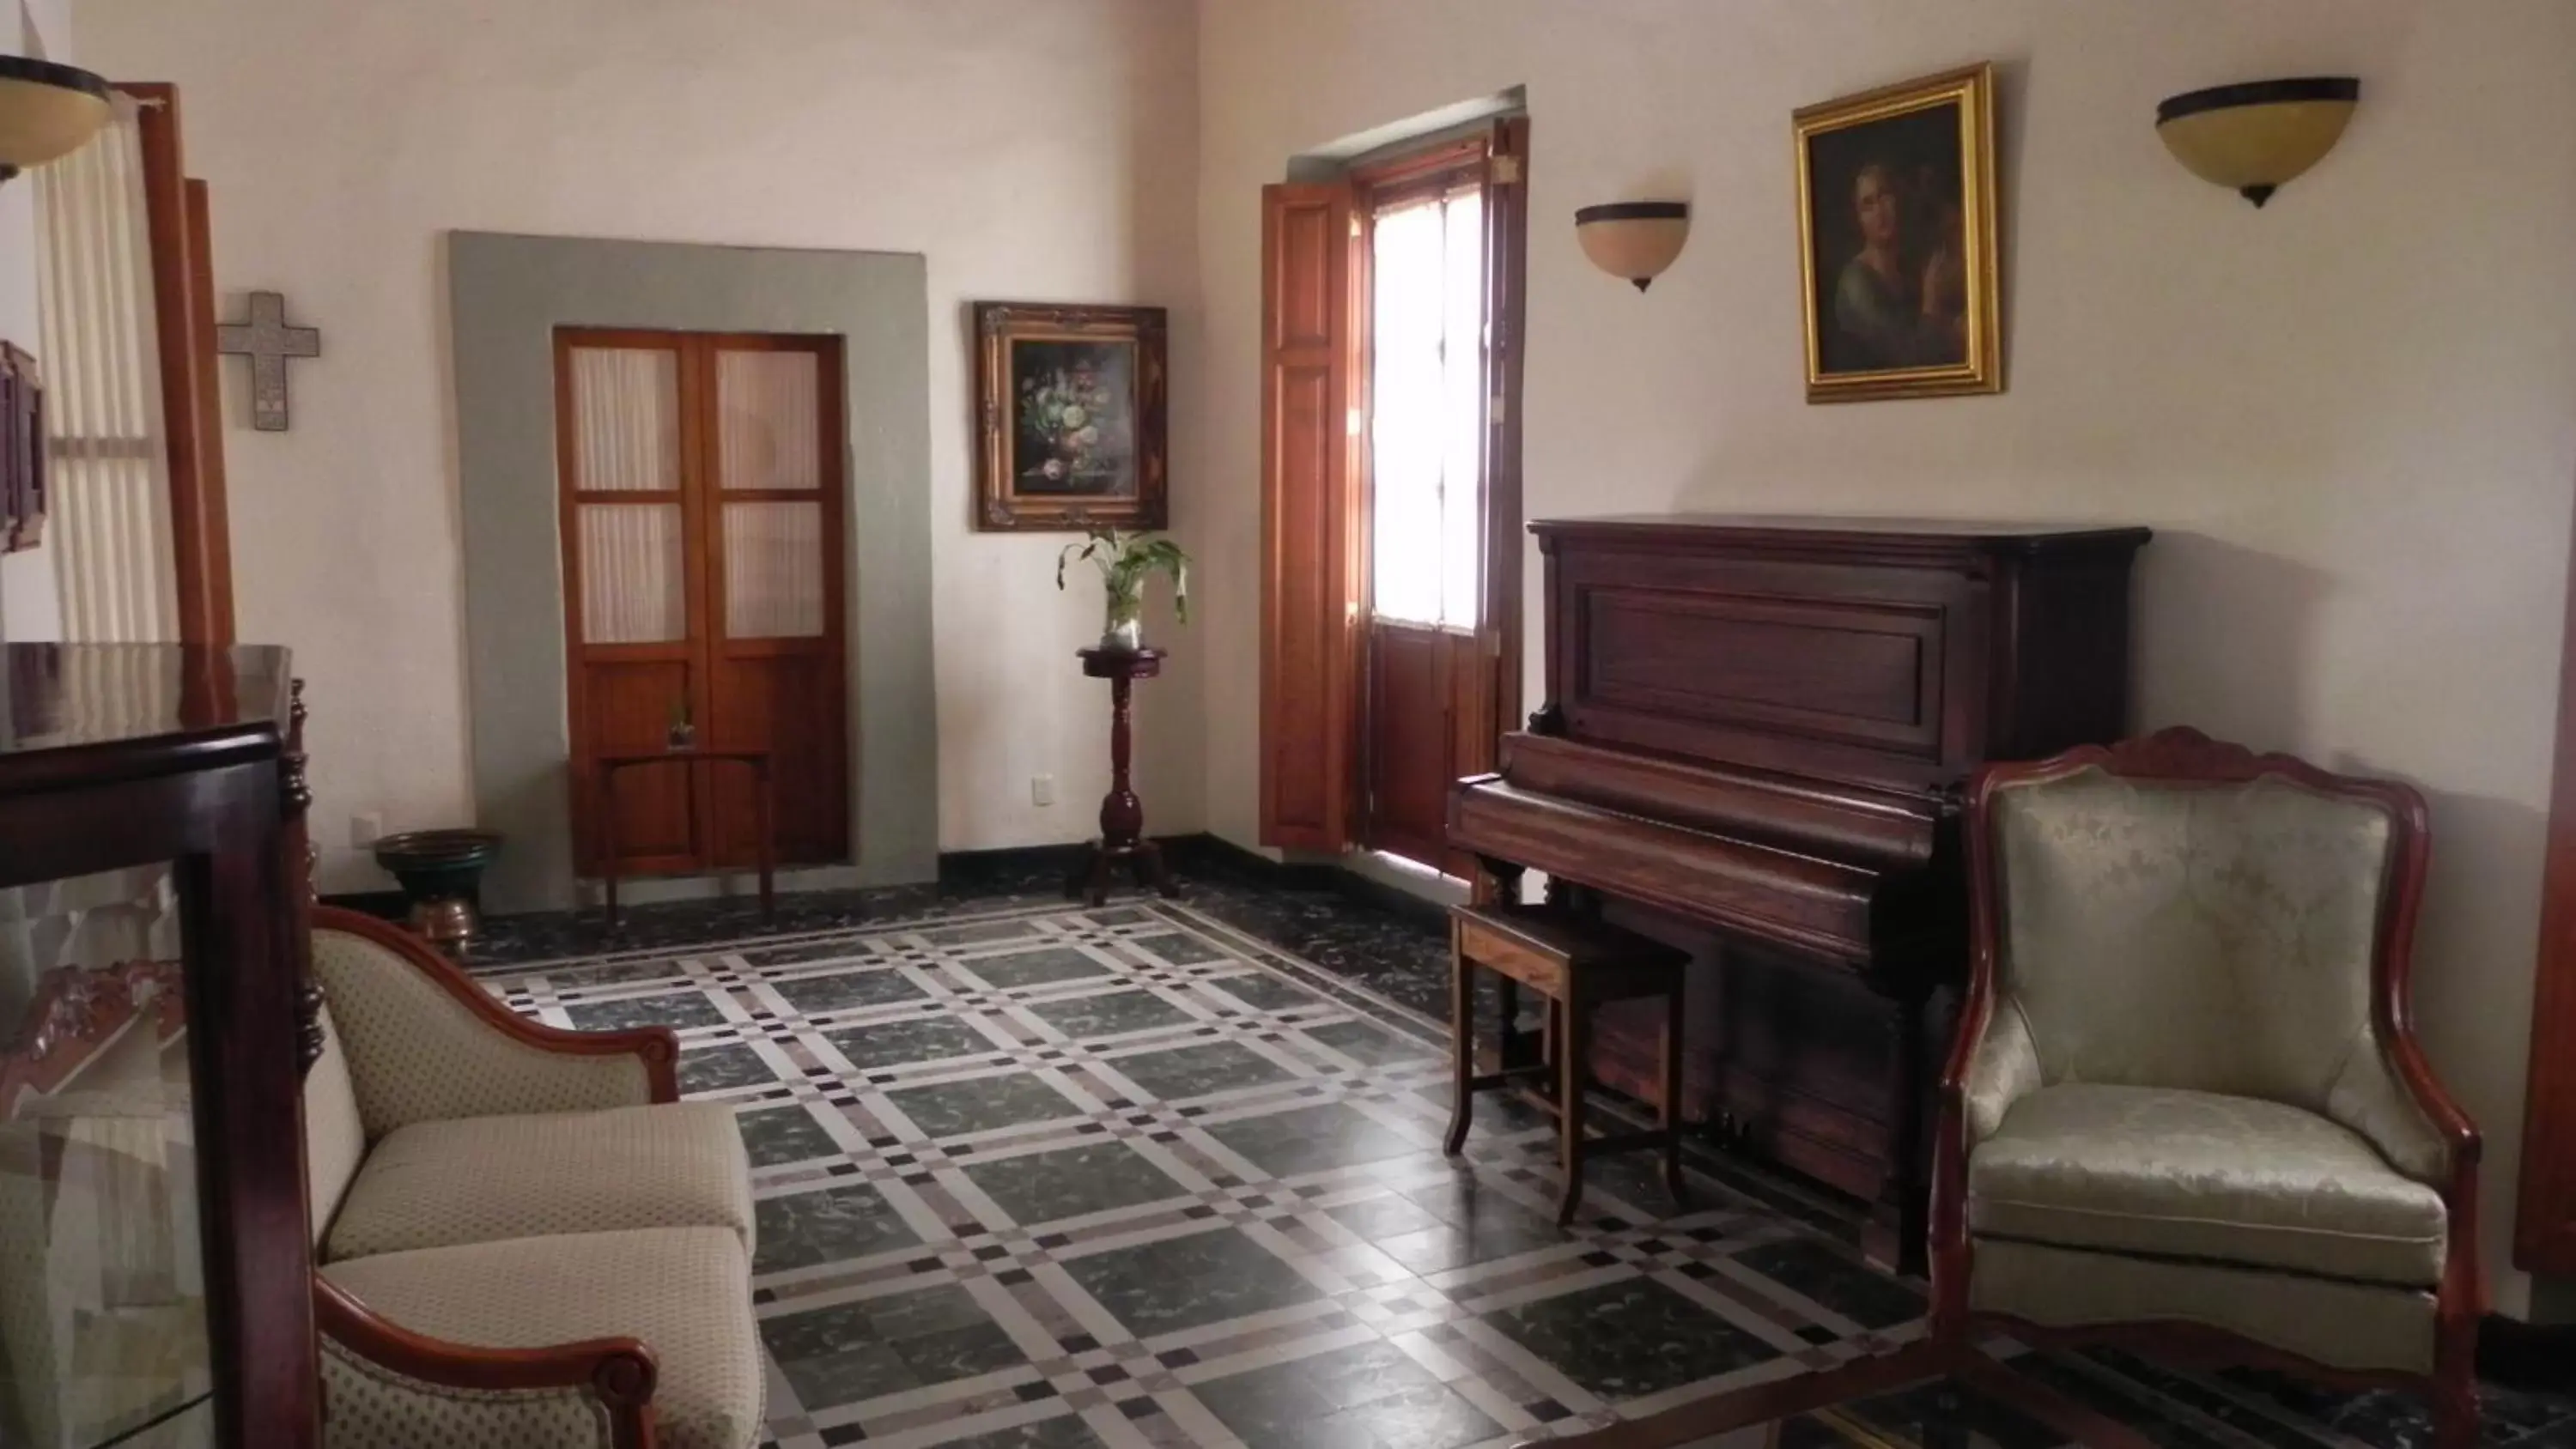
1443;956;1475;1157
1555;983;1589;1226
1661;979;1688;1210
2431;1328;2481;1449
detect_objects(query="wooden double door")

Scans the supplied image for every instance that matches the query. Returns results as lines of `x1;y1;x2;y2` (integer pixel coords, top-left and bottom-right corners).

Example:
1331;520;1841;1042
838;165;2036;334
556;328;849;876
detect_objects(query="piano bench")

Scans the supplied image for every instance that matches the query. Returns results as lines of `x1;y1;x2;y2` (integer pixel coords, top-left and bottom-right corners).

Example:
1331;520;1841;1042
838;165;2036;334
1443;904;1690;1226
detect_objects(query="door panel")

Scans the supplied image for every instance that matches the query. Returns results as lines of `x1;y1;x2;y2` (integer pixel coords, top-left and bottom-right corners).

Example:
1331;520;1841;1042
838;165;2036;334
1364;621;1461;869
708;649;840;865
574;503;689;643
720;500;825;638
702;336;847;869
580;658;702;870
568;347;683;491
1259;183;1360;852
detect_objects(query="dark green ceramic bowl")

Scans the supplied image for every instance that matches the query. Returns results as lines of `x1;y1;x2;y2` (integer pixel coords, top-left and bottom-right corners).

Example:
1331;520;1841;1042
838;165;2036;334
372;828;503;902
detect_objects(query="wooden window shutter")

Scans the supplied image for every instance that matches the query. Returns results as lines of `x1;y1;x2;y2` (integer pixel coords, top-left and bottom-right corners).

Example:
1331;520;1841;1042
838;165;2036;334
127;83;234;645
1259;182;1360;851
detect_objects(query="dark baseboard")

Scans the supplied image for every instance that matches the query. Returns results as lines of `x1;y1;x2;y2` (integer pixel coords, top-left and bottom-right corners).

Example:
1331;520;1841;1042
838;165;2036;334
2479;1313;2576;1392
1163;833;1452;931
331;834;1449;931
318;889;409;921
937;834;1447;931
936;840;1098;892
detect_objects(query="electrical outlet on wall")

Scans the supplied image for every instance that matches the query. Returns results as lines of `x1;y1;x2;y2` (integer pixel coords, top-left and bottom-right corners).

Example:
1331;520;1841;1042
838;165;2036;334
1031;773;1055;807
350;812;384;848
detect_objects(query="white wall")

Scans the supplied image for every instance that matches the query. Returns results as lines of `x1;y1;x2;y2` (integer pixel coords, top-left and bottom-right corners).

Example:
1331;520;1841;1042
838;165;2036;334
1195;0;2576;1311
77;0;1205;888
0;0;70;641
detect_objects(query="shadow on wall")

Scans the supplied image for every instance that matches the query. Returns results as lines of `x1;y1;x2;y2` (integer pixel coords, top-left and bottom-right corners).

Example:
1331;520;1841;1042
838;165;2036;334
2134;530;2330;747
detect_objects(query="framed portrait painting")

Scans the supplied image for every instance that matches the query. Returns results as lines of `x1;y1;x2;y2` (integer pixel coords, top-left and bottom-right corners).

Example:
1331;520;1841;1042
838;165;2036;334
1795;64;2002;403
974;301;1168;531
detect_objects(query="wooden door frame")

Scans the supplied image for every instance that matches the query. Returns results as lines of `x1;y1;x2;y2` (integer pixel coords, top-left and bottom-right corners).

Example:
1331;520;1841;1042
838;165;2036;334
2518;488;2576;1275
124;82;234;645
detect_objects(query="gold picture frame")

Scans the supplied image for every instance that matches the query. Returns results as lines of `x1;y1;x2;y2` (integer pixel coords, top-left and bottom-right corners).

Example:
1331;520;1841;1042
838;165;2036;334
1795;63;2002;403
973;301;1169;532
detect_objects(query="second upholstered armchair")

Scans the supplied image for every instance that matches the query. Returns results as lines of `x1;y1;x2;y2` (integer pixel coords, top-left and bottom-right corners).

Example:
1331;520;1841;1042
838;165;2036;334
1933;729;2482;1449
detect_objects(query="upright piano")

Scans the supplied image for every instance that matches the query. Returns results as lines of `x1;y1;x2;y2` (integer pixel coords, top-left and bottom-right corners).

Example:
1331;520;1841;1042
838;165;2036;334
1449;516;2149;1266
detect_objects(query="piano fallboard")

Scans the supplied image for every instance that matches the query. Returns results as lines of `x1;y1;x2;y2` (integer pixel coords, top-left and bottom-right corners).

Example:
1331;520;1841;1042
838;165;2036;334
1449;774;1888;964
1494;731;1941;873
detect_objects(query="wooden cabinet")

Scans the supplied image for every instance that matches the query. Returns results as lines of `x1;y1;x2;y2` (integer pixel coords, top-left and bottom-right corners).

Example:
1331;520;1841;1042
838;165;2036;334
0;644;317;1449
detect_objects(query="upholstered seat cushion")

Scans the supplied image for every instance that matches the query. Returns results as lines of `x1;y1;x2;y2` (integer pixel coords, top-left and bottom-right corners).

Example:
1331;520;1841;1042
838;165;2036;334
325;1102;752;1263
1969;1083;2446;1287
322;1227;761;1449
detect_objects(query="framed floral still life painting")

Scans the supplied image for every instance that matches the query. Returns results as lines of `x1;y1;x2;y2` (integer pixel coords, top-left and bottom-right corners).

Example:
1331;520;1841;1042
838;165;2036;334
974;301;1168;531
1795;63;2002;403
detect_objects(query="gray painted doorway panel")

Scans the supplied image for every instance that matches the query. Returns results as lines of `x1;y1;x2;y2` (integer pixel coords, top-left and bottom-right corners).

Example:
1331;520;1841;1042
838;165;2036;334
447;231;937;913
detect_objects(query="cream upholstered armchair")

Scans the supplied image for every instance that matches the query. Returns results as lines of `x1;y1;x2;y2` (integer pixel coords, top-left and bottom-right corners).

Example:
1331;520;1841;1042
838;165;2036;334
1933;729;2482;1449
303;906;762;1449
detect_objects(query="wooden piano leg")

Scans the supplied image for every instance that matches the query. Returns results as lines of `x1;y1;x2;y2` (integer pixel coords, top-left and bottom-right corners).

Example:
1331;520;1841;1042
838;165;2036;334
1861;991;1934;1274
1661;975;1688;1210
1555;976;1590;1226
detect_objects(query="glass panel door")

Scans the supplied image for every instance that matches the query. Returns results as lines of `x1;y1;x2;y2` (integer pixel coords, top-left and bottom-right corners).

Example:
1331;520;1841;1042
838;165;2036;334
0;864;211;1449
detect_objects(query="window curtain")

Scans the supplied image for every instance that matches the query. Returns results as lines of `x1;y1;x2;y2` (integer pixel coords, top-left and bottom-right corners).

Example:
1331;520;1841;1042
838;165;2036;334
12;100;185;1137
33;90;179;646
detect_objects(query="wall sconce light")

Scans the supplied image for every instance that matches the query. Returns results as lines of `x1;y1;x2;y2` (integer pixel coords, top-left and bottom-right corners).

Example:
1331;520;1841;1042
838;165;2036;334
2155;76;2359;207
1575;202;1690;291
0;56;112;190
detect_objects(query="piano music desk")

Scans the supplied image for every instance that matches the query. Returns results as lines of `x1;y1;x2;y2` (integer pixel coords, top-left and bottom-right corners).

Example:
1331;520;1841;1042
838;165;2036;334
1446;903;1690;1225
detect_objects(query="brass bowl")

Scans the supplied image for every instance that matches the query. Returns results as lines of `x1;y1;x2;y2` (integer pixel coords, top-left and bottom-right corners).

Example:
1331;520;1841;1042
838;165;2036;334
372;829;503;950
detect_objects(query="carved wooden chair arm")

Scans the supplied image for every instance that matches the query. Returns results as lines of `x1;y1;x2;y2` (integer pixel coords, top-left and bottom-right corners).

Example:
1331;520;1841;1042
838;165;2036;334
315;1278;660;1449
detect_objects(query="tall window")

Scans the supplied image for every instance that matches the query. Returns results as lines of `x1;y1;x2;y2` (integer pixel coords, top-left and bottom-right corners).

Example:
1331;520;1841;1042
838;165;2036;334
1366;180;1487;630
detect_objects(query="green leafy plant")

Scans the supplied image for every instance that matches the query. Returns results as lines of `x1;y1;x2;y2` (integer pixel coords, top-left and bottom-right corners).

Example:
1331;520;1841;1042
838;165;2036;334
1056;528;1190;636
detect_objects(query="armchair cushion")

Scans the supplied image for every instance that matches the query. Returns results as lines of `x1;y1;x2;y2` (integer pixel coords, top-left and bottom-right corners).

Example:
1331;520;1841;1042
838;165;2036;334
321;1227;761;1449
315;925;655;1138
1970;1083;2445;1288
325;1102;753;1263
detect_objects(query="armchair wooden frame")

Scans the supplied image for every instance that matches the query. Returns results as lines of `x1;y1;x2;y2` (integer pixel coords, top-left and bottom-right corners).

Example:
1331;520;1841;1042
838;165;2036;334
313;1281;661;1449
1931;727;2484;1448
306;906;683;1446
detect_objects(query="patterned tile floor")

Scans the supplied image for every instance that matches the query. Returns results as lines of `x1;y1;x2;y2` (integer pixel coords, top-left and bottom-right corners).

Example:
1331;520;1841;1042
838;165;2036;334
480;893;2576;1449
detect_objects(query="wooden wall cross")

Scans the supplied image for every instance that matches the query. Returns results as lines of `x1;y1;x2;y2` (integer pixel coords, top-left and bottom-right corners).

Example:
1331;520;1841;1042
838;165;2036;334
215;289;319;432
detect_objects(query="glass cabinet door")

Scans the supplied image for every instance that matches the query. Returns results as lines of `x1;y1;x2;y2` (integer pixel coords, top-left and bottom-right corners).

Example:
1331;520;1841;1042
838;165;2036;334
0;862;212;1449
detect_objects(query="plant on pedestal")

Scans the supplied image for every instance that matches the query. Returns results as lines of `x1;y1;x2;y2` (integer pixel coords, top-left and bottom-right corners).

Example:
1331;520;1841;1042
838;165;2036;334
1056;528;1189;650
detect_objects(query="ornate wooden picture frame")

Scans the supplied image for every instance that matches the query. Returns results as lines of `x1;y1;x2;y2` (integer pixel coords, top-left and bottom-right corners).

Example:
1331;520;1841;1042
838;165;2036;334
974;301;1167;532
1794;63;2002;403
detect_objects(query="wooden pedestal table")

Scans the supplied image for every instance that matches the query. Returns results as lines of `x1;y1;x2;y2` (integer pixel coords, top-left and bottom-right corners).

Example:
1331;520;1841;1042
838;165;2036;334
1070;646;1178;906
596;747;776;931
